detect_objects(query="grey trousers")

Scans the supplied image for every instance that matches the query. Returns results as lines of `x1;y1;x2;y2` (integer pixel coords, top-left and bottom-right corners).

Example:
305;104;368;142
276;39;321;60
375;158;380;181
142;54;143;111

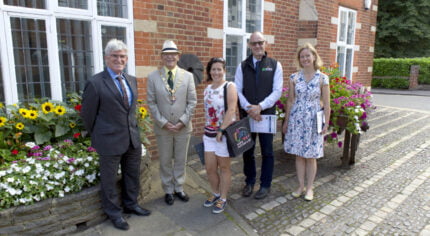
156;132;191;193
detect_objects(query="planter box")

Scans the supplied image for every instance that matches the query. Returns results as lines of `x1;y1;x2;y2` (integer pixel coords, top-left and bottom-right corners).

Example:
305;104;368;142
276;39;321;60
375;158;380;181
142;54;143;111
0;154;151;234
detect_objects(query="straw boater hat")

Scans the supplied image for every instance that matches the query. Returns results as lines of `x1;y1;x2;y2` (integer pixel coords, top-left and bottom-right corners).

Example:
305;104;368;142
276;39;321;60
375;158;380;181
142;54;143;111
161;40;181;54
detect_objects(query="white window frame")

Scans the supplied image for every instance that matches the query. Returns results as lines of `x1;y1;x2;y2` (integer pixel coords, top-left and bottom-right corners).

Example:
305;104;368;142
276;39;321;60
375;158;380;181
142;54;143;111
0;0;134;104
223;0;264;75
336;6;356;80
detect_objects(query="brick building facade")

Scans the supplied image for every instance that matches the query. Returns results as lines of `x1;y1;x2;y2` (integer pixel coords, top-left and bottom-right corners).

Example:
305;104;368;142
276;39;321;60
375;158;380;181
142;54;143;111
0;0;378;158
131;0;379;157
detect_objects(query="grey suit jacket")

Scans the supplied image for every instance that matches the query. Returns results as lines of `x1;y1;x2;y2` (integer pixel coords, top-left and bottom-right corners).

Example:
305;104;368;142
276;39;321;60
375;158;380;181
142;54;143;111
147;67;197;135
81;69;141;156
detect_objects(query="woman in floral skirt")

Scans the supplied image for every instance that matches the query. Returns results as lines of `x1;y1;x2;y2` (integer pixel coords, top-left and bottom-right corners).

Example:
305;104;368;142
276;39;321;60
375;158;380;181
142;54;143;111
282;43;330;201
202;57;237;213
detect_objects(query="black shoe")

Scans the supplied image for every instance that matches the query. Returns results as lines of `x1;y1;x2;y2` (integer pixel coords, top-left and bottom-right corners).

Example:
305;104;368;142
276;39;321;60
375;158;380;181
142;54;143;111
174;191;190;202
254;187;270;199
165;193;174;205
242;184;254;197
111;217;129;231
124;206;151;216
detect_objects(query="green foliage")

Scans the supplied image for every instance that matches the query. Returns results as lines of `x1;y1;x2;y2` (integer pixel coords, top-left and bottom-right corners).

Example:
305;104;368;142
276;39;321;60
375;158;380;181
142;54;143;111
371;78;409;89
373;58;430;85
375;0;430;58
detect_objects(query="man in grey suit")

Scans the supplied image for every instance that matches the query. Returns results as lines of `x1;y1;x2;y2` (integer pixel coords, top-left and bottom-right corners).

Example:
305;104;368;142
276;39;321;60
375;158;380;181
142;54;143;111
147;40;197;205
81;39;150;231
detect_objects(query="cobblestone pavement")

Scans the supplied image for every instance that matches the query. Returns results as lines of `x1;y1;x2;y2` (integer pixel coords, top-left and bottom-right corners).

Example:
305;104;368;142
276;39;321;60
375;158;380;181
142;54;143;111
187;106;430;235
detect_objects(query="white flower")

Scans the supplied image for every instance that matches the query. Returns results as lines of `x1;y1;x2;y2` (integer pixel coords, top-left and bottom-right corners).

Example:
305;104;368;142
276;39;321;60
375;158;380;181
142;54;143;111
53;163;59;169
58;191;64;197
19;198;26;203
84;163;89;167
46;185;54;191
33;195;40;201
68;166;74;171
87;156;93;161
280;113;285;118
86;173;96;182
54;172;65;180
0;171;6;177
25;142;36;148
7;177;14;183
40;192;45;197
141;144;147;157
27;159;35;164
64;186;71;192
22;166;31;173
75;169;84;176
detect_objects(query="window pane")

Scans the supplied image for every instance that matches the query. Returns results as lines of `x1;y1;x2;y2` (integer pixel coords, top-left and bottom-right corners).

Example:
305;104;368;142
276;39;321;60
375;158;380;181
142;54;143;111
97;0;127;18
345;48;353;79
336;46;345;77
11;17;50;101
226;35;243;81
246;0;261;33
346;12;355;45
58;0;88;9
228;0;242;28
57;19;93;95
5;0;45;8
0;56;4;103
339;11;347;43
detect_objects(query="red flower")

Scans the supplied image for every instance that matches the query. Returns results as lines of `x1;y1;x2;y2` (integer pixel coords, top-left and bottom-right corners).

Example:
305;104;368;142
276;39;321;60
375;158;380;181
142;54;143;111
11;149;19;155
73;133;81;138
74;104;82;112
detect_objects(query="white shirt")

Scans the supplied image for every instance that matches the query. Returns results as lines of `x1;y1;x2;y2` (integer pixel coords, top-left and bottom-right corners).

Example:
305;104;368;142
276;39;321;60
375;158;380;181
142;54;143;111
234;56;283;111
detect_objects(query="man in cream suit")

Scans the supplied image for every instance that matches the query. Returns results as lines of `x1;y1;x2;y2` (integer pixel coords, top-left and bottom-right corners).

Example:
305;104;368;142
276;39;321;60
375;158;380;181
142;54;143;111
147;40;197;205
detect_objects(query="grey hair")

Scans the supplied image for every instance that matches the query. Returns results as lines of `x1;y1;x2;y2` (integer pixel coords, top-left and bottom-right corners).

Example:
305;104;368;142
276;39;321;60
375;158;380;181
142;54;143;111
104;39;128;55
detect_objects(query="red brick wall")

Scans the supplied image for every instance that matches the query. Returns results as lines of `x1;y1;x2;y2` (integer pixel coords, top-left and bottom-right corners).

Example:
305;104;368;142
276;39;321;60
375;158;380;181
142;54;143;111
133;0;378;158
133;0;224;158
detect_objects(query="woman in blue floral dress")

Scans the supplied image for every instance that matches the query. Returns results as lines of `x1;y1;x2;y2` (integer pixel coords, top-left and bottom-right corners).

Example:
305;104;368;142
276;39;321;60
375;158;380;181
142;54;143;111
282;43;330;201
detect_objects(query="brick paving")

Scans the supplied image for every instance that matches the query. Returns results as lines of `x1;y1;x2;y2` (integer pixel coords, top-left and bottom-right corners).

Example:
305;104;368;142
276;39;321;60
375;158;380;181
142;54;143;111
187;106;430;235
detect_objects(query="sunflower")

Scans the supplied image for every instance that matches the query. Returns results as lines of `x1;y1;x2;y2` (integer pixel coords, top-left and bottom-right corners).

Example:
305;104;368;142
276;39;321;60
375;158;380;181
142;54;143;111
41;102;54;114
19;108;29;118
139;107;147;116
15;122;24;130
0;116;7;127
27;110;38;119
69;122;76;128
54;105;66;116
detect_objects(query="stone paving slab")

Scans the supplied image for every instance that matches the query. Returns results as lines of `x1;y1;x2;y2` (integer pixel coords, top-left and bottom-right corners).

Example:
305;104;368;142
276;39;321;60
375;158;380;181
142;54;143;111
187;106;430;235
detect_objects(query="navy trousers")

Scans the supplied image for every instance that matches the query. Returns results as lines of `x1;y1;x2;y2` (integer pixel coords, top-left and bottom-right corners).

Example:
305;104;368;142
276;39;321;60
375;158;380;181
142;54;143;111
242;132;274;188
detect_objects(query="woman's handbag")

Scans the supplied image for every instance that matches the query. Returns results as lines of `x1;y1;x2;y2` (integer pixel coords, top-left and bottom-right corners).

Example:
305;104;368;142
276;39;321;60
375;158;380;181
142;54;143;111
223;83;254;157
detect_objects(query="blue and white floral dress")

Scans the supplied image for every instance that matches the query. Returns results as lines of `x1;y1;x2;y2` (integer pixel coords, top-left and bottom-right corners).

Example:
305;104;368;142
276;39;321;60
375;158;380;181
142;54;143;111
284;70;329;158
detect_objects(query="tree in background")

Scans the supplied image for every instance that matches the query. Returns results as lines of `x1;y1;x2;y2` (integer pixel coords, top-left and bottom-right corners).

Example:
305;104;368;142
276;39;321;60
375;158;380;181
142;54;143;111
375;0;430;58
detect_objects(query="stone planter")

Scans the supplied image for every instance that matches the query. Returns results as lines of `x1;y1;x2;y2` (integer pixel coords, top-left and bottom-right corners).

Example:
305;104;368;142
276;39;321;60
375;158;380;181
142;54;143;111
0;152;151;235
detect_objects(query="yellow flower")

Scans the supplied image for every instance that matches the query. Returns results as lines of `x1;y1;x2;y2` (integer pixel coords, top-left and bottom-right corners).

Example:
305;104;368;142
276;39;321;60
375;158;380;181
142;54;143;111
69;122;76;128
15;122;24;130
41;102;54;114
139;107;147;116
137;99;143;103
27;110;38;119
54;105;66;116
0;116;7;127
19;108;29;118
0;102;4;109
141;113;146;119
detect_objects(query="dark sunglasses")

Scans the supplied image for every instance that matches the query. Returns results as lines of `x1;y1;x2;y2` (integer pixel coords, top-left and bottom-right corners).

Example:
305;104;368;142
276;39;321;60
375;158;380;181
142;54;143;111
211;57;225;63
249;41;265;46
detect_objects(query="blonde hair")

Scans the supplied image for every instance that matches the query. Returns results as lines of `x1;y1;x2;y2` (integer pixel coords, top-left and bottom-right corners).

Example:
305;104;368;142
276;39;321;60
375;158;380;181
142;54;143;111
296;43;323;70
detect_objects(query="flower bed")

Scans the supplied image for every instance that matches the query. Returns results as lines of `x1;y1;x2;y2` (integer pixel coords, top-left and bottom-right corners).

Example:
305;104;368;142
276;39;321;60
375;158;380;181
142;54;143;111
0;94;152;210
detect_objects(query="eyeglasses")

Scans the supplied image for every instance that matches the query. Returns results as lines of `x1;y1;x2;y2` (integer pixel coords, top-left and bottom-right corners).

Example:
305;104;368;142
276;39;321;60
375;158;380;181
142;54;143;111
211;57;225;63
249;41;265;46
109;54;127;59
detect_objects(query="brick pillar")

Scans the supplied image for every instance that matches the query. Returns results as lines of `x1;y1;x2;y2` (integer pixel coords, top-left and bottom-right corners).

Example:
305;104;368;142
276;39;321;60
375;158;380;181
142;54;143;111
409;65;420;90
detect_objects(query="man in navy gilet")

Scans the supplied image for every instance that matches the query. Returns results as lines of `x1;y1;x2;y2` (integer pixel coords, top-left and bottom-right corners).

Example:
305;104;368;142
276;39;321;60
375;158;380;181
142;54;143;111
234;32;283;199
